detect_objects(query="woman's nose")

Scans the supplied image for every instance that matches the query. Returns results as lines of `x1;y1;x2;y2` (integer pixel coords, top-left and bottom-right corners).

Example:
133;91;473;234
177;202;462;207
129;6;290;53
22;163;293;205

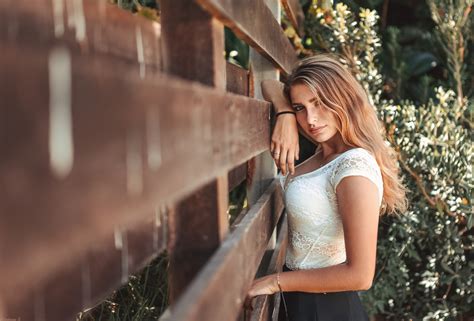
306;107;319;125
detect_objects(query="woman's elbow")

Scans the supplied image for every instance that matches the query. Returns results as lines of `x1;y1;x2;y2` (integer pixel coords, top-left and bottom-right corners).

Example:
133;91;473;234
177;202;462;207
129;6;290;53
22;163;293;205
359;278;373;291
356;273;374;291
350;267;374;291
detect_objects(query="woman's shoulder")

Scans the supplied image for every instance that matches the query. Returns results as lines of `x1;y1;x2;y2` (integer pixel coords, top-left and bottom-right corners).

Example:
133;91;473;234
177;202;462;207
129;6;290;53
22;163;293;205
331;147;383;204
332;147;382;180
338;147;378;166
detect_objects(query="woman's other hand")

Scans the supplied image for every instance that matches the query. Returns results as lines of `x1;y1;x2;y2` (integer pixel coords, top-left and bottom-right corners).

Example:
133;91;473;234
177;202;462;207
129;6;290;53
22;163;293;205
244;274;279;310
261;79;299;175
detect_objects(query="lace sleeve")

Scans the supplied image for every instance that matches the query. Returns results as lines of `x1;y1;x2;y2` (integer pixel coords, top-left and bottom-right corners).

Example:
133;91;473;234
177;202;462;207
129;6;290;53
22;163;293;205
331;151;383;205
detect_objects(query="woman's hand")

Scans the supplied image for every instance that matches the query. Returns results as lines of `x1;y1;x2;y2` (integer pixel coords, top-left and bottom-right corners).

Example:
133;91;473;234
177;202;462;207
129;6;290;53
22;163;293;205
271;115;299;175
244;274;279;310
261;79;300;175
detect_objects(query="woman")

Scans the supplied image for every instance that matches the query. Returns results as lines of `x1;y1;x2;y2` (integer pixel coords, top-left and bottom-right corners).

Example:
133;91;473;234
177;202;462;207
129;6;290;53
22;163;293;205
244;54;408;321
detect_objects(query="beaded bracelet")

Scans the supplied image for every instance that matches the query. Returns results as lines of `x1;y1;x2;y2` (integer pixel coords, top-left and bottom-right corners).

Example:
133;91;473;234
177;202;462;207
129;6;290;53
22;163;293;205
275;111;296;117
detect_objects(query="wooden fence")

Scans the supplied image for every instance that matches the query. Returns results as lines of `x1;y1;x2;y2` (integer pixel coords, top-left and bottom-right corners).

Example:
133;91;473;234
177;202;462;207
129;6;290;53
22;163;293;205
0;0;304;320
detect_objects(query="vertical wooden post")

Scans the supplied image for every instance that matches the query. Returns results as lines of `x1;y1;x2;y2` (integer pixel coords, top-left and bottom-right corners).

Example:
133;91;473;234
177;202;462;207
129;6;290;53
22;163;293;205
247;0;281;246
160;0;229;305
245;2;281;320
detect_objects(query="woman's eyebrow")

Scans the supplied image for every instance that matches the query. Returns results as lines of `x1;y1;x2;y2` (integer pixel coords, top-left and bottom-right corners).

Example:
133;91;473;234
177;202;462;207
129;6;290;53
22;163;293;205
292;97;318;105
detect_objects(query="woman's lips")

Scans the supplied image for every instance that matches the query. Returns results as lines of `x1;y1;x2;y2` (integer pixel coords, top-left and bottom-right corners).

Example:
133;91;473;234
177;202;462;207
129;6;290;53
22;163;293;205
309;125;326;134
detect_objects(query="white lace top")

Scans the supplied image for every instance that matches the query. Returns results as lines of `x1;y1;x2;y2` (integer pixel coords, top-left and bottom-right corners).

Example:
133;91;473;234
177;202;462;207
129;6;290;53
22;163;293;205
277;147;383;270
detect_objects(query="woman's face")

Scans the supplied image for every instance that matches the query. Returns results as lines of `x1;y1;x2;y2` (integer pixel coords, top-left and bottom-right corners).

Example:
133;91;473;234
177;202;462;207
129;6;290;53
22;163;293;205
290;83;340;143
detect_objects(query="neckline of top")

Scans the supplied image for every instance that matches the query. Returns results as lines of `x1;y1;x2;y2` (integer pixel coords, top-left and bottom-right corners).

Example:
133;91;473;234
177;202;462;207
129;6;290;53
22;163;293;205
286;147;363;181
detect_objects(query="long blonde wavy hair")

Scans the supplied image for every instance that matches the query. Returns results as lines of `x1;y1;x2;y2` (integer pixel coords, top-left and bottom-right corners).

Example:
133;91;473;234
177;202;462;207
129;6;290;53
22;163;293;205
283;53;408;216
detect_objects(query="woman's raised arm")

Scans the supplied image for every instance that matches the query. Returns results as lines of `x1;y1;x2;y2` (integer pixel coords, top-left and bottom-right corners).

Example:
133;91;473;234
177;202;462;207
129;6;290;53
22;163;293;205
261;79;299;175
262;79;322;175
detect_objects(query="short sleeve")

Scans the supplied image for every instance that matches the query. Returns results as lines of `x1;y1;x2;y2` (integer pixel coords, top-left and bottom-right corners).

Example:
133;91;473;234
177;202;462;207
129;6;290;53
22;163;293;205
330;151;383;205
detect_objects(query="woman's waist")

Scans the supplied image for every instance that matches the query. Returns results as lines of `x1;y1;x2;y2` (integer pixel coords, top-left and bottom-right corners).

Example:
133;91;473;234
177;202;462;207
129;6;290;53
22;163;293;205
284;253;347;270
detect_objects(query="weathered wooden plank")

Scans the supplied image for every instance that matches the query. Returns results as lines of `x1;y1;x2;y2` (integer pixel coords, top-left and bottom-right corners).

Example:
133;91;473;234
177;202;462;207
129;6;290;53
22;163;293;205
159;181;285;321
0;0;162;72
281;0;305;37
247;212;288;321
160;0;230;305
226;61;249;95
167;176;229;303
2;212;166;321
271;224;288;321
161;0;226;87
195;0;298;75
0;44;270;305
228;162;247;191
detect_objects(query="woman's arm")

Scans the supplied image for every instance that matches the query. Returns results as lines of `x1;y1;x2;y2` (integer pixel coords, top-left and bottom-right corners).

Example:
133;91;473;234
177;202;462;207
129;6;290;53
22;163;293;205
262;79;319;175
261;79;298;175
261;79;293;113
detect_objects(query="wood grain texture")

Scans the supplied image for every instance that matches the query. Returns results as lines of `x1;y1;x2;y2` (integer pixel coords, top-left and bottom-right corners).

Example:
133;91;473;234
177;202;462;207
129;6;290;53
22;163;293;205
0;0;162;71
0;44;270;305
226;62;249;96
160;181;284;321
2;213;166;321
248;212;288;321
195;0;298;75
160;0;230;304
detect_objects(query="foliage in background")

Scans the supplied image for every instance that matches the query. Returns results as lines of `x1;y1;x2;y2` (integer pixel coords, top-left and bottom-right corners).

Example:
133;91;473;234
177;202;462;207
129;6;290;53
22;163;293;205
225;27;250;69
299;0;472;320
111;0;160;21
77;252;169;321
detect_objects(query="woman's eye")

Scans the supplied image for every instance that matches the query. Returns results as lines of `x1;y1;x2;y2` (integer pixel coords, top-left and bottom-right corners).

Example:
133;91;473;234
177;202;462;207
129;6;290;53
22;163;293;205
293;105;305;112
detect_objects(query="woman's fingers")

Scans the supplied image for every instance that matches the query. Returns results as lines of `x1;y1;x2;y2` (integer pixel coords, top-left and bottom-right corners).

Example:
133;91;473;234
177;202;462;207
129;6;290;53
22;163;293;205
272;143;298;175
272;145;281;166
287;147;296;175
279;148;291;175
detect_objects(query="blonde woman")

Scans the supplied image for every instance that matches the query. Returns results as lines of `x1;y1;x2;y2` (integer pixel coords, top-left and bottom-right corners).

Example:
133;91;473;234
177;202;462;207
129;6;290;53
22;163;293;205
245;54;408;321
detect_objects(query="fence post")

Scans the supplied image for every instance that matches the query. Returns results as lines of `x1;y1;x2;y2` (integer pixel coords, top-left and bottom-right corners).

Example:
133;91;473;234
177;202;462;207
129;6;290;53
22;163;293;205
246;2;282;320
160;0;229;305
247;0;281;253
247;0;280;207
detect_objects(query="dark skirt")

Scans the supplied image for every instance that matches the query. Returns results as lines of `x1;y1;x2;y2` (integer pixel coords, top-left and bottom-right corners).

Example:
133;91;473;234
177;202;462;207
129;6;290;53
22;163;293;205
278;264;370;321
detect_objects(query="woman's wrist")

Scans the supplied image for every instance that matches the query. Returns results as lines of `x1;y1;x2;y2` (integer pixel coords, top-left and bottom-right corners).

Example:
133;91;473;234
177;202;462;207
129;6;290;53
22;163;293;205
274;272;283;294
272;96;293;113
275;111;296;117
